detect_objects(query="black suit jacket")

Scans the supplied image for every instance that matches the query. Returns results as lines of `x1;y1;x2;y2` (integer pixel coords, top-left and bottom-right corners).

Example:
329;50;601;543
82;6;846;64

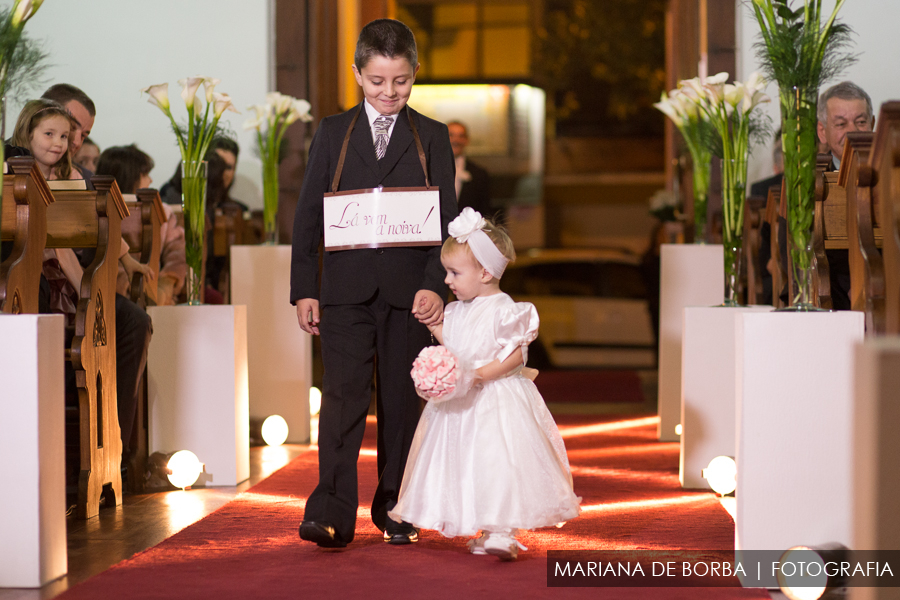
291;103;458;309
458;158;491;217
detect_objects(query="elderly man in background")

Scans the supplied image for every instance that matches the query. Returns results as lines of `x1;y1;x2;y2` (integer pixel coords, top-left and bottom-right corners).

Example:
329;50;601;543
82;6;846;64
813;81;875;309
817;81;875;170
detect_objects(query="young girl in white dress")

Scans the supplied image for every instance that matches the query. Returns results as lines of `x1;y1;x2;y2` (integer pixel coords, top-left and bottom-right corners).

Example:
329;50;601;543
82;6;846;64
390;208;581;560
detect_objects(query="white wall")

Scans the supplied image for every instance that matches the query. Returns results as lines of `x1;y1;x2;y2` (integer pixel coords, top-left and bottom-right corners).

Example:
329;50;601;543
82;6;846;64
736;0;900;185
6;0;273;209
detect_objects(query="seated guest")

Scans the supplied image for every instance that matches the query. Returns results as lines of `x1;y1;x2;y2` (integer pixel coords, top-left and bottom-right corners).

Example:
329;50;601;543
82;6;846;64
10;99;84;181
96;144;187;306
41;84;96;180
202;150;244;304
157;142;241;304
24;88;153;469
818;81;875;171
210;136;246;207
74;136;100;173
815;81;875;309
159;135;248;210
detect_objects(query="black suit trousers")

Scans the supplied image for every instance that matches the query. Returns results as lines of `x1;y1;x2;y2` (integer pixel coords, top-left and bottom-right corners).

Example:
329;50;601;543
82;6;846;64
305;290;428;543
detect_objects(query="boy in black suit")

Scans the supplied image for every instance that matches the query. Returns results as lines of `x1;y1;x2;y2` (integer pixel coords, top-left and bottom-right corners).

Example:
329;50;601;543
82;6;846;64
291;19;458;548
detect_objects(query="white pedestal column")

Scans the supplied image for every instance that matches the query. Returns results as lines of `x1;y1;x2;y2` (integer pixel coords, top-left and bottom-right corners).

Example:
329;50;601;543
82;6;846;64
230;245;312;443
680;306;772;489
0;315;66;588
658;244;724;441
852;338;900;600
735;311;863;553
147;305;250;486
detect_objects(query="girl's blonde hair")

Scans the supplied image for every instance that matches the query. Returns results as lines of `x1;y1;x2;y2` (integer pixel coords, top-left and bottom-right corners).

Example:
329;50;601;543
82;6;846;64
441;215;516;274
12;99;75;180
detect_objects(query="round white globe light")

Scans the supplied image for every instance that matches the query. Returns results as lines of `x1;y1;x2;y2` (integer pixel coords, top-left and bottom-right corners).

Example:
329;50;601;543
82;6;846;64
702;455;737;495
261;415;289;446
778;547;828;600
309;387;322;415
167;450;203;489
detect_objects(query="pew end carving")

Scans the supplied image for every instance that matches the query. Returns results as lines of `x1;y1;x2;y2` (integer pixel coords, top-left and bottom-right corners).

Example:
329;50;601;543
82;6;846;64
1;157;53;314
841;132;883;334
874;102;900;334
50;175;129;519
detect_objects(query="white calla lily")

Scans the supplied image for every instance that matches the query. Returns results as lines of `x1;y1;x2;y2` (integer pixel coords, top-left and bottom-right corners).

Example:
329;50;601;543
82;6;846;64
724;83;745;108
212;92;239;118
291;98;314;122
11;0;36;26
706;72;730;85
178;76;205;108
681;77;706;99
744;71;767;95
267;92;294;117
203;78;221;103
653;93;683;127
141;83;171;112
243;115;265;131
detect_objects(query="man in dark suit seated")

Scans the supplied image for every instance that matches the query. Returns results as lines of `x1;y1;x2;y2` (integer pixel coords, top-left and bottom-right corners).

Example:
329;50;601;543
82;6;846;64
448;121;494;220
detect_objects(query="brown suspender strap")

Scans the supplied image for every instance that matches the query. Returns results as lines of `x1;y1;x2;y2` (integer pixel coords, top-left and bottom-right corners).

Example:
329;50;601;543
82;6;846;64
331;104;363;194
405;105;431;189
330;104;432;194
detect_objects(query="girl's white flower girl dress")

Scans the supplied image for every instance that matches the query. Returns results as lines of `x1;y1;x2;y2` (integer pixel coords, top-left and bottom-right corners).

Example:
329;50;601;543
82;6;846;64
390;292;581;539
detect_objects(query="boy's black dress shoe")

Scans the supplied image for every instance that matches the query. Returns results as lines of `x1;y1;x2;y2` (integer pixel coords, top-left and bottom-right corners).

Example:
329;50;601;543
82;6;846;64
299;520;347;548
383;523;419;545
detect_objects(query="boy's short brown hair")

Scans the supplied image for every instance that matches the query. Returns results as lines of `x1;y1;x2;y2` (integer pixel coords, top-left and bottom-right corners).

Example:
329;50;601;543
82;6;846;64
354;19;417;70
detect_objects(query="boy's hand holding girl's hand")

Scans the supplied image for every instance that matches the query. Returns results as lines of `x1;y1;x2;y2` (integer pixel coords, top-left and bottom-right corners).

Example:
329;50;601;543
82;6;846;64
412;290;443;326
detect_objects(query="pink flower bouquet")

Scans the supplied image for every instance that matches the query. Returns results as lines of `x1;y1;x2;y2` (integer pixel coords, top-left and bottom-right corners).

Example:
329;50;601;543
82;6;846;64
411;346;460;402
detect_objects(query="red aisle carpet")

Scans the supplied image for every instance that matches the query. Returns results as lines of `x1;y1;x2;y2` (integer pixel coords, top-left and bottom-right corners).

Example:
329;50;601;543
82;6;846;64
58;414;770;600
534;370;645;403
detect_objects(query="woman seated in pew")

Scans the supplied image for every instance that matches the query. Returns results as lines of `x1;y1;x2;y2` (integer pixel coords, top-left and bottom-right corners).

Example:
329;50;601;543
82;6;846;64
96;144;187;306
9;99;154;478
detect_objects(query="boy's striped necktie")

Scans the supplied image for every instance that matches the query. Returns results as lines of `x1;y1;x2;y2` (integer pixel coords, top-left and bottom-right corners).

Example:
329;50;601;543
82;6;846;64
373;115;393;160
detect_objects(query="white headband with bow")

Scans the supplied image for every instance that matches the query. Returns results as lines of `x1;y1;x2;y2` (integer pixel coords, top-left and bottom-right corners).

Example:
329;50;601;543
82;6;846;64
447;208;509;279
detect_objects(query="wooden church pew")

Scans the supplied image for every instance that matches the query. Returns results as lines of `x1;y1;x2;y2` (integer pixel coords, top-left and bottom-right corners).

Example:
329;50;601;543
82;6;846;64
123;188;165;308
811;153;845;309
0;157;52;314
120;188;164;494
47;176;128;519
743;194;767;305
840;131;882;333
873;102;900;334
765;185;785;309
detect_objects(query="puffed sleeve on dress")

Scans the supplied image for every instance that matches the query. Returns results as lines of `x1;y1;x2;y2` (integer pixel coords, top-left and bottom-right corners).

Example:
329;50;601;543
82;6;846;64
495;301;539;363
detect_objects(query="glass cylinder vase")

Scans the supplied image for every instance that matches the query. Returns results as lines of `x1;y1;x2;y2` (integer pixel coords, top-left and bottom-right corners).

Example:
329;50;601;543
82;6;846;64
181;160;208;305
262;157;279;245
721;157;748;306
789;235;817;309
692;158;710;244
780;86;819;310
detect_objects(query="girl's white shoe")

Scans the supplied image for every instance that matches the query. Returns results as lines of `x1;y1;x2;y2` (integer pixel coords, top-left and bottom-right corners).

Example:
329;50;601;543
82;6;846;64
467;531;488;555
482;532;528;561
